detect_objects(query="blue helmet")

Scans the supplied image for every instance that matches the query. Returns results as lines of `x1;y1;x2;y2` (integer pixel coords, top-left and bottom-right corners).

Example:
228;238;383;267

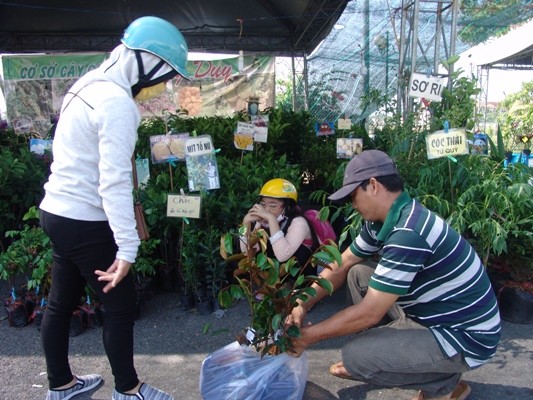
122;16;189;78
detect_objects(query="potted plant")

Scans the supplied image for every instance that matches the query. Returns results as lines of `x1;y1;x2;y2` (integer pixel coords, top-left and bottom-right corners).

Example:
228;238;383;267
448;163;533;323
0;206;52;327
131;238;163;315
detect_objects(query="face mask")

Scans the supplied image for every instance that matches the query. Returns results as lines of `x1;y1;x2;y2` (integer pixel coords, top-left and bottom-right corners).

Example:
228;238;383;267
260;213;286;229
134;82;167;101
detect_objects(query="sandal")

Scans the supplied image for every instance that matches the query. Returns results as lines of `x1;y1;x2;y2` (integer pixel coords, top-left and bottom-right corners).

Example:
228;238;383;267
412;381;471;400
328;361;358;381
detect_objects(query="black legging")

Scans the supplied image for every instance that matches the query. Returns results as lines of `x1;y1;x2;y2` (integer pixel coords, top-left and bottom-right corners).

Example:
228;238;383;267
40;210;139;392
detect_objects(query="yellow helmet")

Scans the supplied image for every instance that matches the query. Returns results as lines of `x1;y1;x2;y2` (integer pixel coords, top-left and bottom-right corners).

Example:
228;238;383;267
259;178;298;202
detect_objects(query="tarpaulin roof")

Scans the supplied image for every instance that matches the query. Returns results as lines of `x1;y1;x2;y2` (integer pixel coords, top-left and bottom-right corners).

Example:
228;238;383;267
457;19;533;70
0;0;349;56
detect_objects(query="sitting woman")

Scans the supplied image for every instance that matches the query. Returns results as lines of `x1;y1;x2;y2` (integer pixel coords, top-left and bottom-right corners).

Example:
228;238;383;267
240;178;318;276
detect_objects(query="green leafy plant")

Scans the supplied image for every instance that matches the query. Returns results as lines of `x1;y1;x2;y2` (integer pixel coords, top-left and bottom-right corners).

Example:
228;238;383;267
0;206;52;292
498;79;533;152
133;238;164;277
218;226;339;356
447;163;533;284
0;131;50;245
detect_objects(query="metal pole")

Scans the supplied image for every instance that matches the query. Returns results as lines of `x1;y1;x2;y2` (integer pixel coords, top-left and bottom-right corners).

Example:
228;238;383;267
409;0;420;115
364;0;370;93
397;0;408;116
385;31;389;103
291;54;297;111
448;0;459;86
303;55;309;111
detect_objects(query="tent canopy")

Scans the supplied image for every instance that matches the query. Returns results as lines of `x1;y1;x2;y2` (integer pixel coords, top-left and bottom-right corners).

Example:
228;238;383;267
0;0;348;56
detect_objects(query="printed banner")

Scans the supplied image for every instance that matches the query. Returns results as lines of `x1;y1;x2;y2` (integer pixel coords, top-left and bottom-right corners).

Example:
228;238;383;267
140;55;276;118
426;128;469;160
1;53;275;135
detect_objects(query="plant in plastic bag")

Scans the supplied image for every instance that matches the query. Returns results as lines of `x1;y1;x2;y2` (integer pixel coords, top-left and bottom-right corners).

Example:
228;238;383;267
218;226;339;356
200;341;308;400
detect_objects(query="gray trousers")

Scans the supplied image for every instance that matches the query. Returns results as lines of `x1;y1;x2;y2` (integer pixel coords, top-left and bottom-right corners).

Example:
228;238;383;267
342;261;470;399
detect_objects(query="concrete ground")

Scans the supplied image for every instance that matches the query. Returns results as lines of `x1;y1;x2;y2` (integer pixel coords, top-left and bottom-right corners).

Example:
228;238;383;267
1;285;532;400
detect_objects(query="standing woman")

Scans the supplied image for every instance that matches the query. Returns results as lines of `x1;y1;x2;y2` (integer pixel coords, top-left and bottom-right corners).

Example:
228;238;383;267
39;17;188;400
240;178;318;275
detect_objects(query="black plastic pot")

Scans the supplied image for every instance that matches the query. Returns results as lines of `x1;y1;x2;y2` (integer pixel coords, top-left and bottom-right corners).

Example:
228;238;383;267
196;297;213;315
178;293;195;311
498;286;533;324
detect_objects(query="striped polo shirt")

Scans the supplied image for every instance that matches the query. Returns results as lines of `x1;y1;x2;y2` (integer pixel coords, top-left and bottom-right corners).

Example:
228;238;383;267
350;191;501;368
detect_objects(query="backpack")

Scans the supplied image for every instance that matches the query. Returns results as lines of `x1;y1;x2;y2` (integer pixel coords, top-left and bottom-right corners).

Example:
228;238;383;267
304;209;337;248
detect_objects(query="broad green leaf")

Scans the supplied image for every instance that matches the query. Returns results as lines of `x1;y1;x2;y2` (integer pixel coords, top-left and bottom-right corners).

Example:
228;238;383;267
271;313;282;331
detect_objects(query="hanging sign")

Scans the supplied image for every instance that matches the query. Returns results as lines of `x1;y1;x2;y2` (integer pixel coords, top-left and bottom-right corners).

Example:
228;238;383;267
185;135;220;191
149;133;189;164
471;132;489;156
336;138;363;159
166;194;201;218
251;114;269;143
426;128;469;160
315;121;335;136
234;121;254;150
409;73;447;102
337;118;352;130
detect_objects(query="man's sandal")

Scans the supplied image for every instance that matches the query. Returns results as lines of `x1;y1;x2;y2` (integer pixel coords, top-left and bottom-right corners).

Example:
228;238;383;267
412;381;471;400
328;361;358;381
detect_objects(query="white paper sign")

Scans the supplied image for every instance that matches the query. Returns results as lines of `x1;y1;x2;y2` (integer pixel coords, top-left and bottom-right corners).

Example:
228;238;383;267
409;73;448;102
185;135;214;156
166;194;201;218
251;115;269;143
337;118;352;130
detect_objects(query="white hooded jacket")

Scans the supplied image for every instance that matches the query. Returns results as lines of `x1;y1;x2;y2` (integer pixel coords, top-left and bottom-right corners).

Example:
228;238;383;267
40;44;173;263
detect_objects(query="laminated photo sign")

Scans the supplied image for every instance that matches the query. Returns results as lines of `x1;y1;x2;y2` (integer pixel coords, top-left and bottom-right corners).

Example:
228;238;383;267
336;138;362;159
234;121;254;150
149;133;189;164
315;121;335;136
185;135;220;191
29;138;53;157
426;128;469;160
471;132;489;156
135;158;150;187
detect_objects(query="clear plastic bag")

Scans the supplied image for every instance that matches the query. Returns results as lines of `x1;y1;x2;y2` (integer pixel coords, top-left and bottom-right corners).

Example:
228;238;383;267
199;341;308;400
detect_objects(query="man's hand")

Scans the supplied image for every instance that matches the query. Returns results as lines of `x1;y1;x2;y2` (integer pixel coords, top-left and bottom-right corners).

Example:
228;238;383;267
286;301;307;328
285;302;309;358
287;324;312;358
95;259;132;293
